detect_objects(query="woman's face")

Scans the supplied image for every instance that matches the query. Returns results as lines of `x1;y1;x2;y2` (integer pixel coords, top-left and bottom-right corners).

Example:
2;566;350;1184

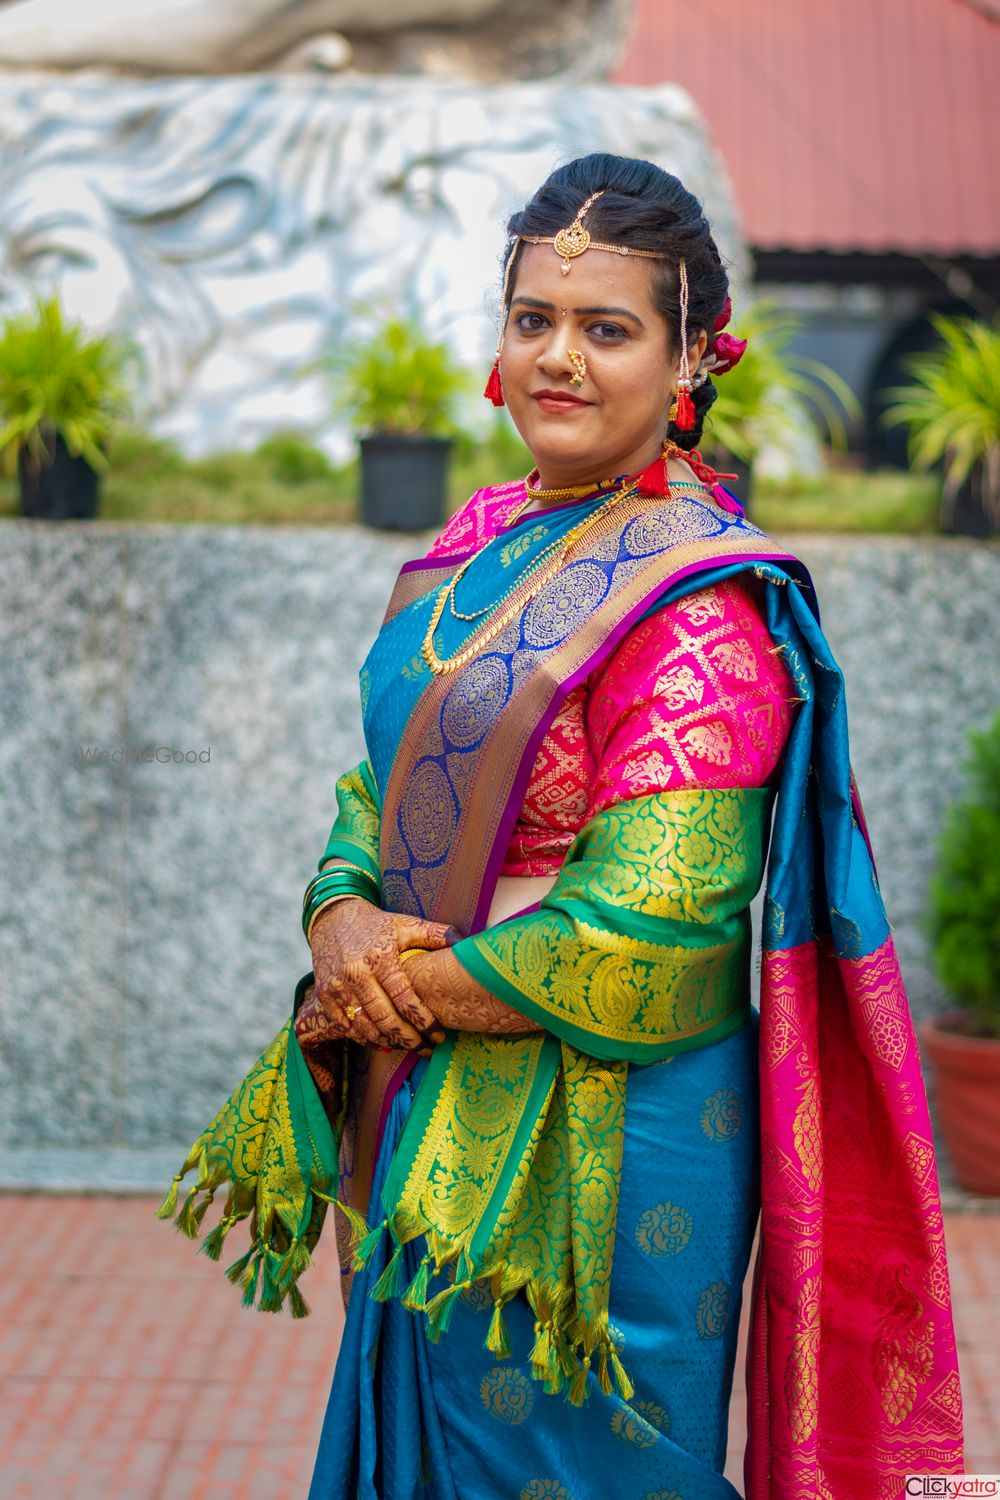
499;242;707;489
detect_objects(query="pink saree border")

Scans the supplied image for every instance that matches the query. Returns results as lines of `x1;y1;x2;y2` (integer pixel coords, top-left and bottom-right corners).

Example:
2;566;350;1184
747;934;964;1494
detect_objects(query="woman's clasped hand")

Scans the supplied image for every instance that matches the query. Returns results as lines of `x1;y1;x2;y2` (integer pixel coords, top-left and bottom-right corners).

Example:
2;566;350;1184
306;897;454;1054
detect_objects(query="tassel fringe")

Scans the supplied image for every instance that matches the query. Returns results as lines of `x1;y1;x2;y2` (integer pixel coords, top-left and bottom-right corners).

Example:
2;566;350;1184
606;1337;634;1400
156;1136;329;1320
155;1173;183;1221
567;1352;592;1407
155;1089;643;1408
486;1297;512;1358
483;358;504;407
352;1216;389;1270
424;1279;467;1341
402;1253;433;1312
275;1236;312;1289
200;1214;239;1262
332;1198;372;1248
675;389;696;431
224;1246;255;1286
597;1339;613;1396
239;1251;262;1309
371;1240;407;1303
636;452;670;499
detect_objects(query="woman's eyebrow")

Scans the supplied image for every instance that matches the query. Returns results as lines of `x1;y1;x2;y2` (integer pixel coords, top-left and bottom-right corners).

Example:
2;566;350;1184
511;295;645;328
573;304;645;328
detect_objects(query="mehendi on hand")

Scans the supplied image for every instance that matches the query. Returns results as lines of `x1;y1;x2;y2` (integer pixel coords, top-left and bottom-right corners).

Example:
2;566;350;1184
403;946;544;1035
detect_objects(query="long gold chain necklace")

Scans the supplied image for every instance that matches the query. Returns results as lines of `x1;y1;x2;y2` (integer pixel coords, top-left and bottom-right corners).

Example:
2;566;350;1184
421;449;712;676
422;480;640;676
446;493;546;623
444;480;628;625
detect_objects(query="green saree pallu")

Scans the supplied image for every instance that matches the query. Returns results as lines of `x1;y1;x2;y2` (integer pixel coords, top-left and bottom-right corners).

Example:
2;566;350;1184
157;482;962;1490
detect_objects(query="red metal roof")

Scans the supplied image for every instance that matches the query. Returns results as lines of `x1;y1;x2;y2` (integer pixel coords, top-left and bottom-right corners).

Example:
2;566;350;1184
615;0;1000;256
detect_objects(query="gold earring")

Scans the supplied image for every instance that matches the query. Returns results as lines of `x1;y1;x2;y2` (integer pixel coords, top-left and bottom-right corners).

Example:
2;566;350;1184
567;349;587;387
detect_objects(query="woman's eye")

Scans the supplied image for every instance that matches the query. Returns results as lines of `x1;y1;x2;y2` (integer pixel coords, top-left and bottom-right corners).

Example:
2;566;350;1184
588;322;627;341
515;312;549;333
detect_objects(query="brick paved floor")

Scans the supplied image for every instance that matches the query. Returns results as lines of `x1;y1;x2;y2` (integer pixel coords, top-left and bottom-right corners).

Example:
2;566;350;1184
0;1196;995;1498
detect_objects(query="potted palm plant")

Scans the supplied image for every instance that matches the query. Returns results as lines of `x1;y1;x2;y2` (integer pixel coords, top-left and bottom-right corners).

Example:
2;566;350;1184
0;295;132;520
326;317;469;531
879;311;1000;538
919;711;1000;1195
702;299;859;506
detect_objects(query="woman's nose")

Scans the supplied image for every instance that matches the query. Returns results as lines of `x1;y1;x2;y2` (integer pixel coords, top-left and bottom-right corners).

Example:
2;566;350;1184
536;330;576;379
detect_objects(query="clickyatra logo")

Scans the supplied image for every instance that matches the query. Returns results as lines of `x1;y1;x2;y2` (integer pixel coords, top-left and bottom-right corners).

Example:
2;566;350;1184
905;1481;1000;1497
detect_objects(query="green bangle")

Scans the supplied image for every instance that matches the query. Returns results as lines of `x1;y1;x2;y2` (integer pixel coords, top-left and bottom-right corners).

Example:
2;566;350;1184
302;871;378;937
304;864;380;909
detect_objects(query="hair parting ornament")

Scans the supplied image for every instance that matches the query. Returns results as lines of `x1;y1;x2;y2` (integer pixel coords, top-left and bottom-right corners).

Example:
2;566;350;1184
483;185;746;424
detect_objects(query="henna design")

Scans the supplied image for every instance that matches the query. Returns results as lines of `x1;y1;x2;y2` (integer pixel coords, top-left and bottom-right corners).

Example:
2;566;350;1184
308;866;453;1051
403;947;544;1035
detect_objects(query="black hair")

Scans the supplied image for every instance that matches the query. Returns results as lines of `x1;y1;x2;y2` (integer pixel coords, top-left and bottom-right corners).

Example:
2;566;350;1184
501;152;729;451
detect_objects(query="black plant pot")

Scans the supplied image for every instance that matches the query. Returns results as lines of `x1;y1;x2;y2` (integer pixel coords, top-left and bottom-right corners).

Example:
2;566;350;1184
359;434;451;531
18;433;99;519
940;460;1000;539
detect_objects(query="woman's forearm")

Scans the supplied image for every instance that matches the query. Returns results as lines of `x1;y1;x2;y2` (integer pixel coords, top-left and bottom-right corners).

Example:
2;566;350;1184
404;947;543;1035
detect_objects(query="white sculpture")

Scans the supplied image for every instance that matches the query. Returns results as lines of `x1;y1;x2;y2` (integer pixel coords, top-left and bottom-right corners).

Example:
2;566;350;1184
0;0;496;71
0;74;746;458
0;0;630;77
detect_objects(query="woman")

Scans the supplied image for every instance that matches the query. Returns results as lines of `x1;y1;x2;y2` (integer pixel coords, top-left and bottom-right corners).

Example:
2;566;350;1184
160;155;964;1497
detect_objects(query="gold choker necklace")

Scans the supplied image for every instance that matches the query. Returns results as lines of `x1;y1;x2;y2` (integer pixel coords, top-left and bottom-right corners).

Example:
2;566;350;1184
523;441;697;505
522;470;619;504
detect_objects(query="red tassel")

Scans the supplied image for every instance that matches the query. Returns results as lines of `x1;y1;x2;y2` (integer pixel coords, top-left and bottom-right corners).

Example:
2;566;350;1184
483;358;504;407
636;452;670;498
675;389;696;431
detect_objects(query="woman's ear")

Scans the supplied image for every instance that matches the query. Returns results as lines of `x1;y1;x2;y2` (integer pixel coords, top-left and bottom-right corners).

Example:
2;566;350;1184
691;329;709;366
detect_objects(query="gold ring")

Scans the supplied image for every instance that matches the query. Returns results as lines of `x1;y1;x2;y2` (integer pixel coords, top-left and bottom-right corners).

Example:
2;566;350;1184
344;1004;360;1021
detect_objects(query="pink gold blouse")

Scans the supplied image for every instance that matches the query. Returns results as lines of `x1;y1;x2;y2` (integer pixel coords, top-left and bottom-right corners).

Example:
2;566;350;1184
428;484;798;878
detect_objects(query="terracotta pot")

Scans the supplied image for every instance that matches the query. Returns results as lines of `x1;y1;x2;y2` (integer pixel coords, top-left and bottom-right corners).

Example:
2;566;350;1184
919;1009;1000;1196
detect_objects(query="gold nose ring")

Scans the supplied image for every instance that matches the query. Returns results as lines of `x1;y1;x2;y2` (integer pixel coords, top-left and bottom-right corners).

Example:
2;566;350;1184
567;349;587;387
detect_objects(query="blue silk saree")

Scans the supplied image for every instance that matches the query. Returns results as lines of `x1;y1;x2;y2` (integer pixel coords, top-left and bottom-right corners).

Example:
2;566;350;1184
160;480;964;1497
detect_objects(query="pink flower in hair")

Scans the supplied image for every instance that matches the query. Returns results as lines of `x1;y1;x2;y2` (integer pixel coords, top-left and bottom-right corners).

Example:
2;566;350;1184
705;331;748;376
713;296;732;333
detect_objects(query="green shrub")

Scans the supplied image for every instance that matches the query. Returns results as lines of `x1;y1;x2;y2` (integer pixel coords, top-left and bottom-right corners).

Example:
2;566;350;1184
879;312;1000;529
926;711;1000;1038
322;317;470;438
0;295;133;475
254;432;333;485
106;426;185;476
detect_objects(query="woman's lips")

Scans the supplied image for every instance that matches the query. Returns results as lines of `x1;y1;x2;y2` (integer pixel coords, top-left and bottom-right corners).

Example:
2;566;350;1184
532;391;592;414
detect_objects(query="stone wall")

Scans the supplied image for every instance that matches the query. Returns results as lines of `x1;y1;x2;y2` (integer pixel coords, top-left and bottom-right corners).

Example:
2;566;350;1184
1;522;998;1154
